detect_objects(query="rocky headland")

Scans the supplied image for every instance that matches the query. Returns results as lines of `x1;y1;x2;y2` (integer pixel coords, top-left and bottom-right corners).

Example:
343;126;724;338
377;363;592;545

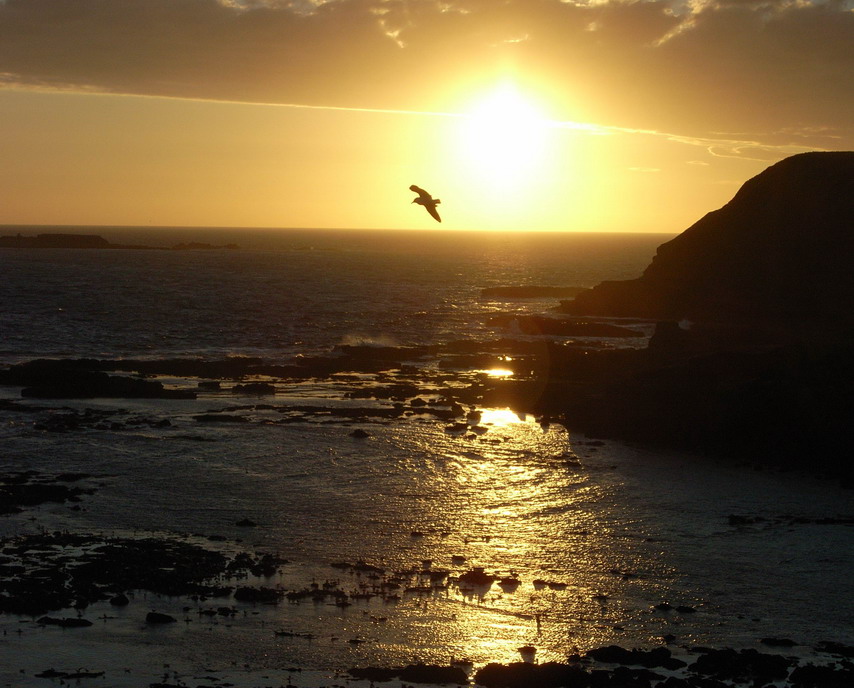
541;152;854;478
560;152;854;334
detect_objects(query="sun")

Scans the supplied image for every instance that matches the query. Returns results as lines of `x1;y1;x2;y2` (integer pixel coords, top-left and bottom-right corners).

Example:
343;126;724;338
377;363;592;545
456;83;551;192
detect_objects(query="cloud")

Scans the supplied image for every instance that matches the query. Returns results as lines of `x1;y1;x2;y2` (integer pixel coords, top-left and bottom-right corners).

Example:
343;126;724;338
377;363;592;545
0;0;851;148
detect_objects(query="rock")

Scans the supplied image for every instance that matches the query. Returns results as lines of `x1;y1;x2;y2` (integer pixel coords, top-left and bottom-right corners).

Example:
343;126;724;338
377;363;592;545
475;661;590;688
585;646;686;670
235;518;257;527
349;664;467;685
349;428;370;438
689;648;793;683
488;314;643;338
760;637;797;647
109;593;130;606
231;382;275;395
458;568;496;587
398;664;469;684
145;612;177;624
0;532;264;617
790;663;854;686
193;413;248;423
0;359;196;399
234;586;283;604
37;616;93;628
815;641;854;658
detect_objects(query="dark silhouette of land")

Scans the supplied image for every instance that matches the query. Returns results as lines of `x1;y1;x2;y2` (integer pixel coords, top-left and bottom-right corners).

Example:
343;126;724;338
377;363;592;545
0;232;238;250
561;152;854;337
540;152;854;477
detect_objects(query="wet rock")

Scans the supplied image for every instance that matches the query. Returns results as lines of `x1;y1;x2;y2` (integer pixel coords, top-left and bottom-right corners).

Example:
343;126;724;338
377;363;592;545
145;611;177;624
688;648;793;683
109;593;130;606
585;646;686;670
348;666;399;682
760;637;797;647
815;641;854;658
398;664;469;684
475;661;590;688
348;664;467;685
37;616;93;628
488;314;644;338
458;567;496;587
0;471;97;514
0;359;196;399
35;668;105;679
234;586;284;604
232;382;275;395
193;413;248;423
235;518;257;527
349;428;370;438
0;532;273;616
790;662;854;687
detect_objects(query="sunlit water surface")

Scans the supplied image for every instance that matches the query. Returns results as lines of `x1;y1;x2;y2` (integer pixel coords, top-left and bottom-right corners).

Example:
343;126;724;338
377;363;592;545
1;230;852;686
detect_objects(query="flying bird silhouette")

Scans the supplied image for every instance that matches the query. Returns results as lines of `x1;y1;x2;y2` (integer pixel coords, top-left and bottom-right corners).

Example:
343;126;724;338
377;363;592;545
409;185;441;223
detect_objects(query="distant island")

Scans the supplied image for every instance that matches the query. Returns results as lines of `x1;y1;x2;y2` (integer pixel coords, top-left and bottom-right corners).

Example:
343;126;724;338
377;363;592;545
0;232;238;250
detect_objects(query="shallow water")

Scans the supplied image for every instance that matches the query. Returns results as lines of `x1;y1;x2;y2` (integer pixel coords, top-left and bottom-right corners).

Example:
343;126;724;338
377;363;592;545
1;230;852;687
1;388;852;686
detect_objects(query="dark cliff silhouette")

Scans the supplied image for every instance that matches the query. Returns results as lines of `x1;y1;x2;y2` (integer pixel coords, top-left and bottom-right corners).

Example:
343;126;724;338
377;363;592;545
537;152;854;479
561;152;854;341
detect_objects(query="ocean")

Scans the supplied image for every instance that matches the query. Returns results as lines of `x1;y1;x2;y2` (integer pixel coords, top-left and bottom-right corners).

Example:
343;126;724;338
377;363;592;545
1;228;852;688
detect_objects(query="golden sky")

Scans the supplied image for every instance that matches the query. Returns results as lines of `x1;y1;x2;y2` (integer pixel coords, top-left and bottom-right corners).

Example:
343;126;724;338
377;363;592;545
0;0;851;232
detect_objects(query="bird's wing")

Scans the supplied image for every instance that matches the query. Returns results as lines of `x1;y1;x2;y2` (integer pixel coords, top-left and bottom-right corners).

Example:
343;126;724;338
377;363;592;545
426;205;441;222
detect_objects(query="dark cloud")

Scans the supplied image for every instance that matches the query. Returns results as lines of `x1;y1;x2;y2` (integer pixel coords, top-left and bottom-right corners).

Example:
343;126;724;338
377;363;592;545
0;0;851;145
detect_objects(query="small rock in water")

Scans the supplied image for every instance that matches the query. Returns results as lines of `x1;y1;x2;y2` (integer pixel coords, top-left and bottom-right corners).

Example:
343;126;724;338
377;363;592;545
145;612;177;624
760;637;797;647
349;428;370;438
37;616;93;628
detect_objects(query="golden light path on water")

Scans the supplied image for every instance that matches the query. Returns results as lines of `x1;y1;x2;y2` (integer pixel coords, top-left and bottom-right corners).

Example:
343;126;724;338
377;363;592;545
280;405;683;669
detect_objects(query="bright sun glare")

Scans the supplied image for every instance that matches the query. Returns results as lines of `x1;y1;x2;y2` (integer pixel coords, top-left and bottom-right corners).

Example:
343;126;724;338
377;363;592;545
457;84;550;192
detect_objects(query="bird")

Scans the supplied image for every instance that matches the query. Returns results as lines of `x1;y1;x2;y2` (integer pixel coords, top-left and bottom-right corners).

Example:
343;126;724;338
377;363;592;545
409;185;441;222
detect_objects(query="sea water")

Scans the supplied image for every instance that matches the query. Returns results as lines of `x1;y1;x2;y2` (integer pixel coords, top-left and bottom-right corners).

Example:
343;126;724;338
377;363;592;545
0;229;852;687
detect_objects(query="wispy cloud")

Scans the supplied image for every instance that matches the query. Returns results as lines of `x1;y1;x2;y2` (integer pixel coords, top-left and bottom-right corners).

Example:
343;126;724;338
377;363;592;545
0;0;850;148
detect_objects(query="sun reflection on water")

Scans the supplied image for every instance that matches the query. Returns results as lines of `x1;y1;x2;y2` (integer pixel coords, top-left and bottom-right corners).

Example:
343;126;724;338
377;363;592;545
478;367;515;378
270;411;679;670
477;407;527;425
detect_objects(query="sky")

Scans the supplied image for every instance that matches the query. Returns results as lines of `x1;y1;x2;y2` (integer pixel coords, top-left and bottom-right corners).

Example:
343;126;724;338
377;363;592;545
0;0;851;232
